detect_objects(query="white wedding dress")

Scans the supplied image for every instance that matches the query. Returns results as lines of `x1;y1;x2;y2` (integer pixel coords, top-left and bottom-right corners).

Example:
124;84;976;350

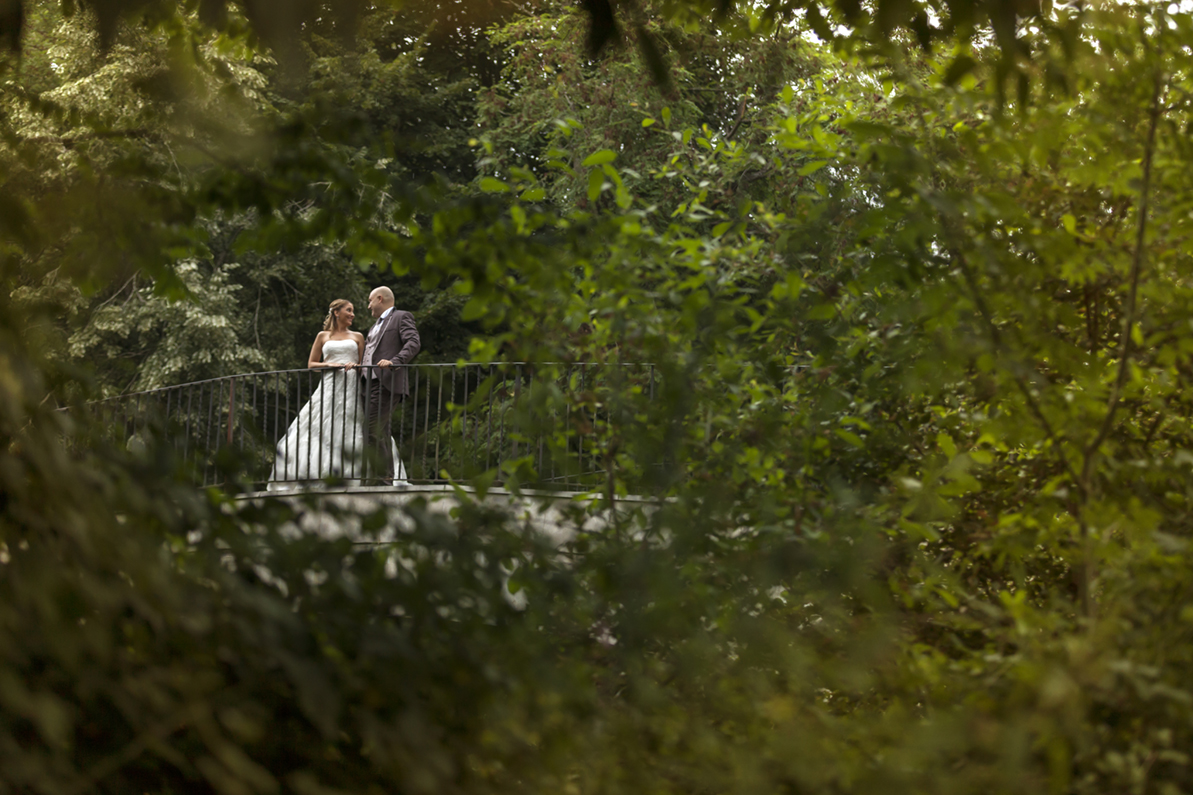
267;338;406;489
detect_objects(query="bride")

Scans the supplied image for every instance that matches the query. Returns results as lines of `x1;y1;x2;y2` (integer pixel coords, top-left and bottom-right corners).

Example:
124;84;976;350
267;299;406;489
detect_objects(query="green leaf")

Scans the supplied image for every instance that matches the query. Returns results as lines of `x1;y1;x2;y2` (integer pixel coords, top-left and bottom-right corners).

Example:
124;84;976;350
970;450;994;465
480;177;510;193
583;150;617;167
845;120;892;139
520;187;547;202
1061;213;1077;234
587;168;606;202
461;296;487;321
807;303;836;320
835;429;865;448
642;118;656;127
798;160;828;176
472;468;498;499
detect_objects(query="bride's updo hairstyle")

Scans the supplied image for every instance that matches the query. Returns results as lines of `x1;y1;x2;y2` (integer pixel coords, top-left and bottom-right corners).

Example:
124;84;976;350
323;299;352;331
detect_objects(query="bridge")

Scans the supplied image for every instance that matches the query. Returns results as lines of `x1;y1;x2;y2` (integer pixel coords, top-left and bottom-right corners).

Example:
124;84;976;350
75;362;661;500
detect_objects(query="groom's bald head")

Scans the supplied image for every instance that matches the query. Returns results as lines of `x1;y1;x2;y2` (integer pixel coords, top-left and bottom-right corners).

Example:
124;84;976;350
368;286;395;318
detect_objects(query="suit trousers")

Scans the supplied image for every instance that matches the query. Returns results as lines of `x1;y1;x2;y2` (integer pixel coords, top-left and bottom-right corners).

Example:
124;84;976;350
364;379;398;484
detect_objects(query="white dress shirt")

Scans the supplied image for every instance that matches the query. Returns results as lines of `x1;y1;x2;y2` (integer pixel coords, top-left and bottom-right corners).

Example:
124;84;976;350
369;306;393;337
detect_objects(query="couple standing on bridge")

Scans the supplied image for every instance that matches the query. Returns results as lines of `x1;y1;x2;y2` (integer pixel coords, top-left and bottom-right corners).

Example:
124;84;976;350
267;286;420;490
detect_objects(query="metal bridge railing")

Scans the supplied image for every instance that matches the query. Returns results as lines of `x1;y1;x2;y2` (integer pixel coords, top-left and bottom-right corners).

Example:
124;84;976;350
72;362;658;492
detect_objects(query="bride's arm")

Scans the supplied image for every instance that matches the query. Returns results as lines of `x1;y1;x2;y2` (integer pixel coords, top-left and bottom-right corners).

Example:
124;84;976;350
354;333;365;367
307;332;336;369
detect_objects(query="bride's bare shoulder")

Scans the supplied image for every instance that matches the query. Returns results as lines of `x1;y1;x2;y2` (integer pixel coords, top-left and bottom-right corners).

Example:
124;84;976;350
350;331;365;340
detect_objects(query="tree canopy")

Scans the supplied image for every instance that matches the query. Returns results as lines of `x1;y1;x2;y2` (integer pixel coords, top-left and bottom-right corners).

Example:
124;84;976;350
4;1;1193;793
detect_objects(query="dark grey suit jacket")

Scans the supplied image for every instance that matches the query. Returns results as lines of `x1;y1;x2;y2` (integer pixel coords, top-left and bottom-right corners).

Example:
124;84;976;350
362;309;420;395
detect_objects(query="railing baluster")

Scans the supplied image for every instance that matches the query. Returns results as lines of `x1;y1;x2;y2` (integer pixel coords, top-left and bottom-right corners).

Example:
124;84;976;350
473;365;482;476
115;398;125;454
469;365;478;477
405;362;415;477
460;365;468;476
395;367;402;483
536;367;544;481
270;374;278;482
483;365;492;473
226;377;236;450
564;366;571;488
284;371;291;482
217;381;227;486
350;368;359;482
348;367;357;482
513;364;522;464
242;375;250;453
126;393;134;450
163;387;173;458
205;381;216;487
306;369;313;485
195;382;204;485
572;362;582;482
329;365;336;481
470;364;475;475
155;391;163;448
295;370;302;483
133;392;142;450
184;385;193;476
435;368;445;480
416;368;424;481
499;369;508;482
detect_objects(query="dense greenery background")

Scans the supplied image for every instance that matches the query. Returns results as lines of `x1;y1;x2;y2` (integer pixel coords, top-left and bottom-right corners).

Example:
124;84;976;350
4;0;1193;792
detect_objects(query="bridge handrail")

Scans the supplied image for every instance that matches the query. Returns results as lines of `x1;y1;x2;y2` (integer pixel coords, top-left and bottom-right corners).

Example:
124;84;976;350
66;361;661;491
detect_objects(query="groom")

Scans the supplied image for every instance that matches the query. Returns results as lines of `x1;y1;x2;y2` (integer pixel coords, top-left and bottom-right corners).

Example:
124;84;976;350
362;286;420;485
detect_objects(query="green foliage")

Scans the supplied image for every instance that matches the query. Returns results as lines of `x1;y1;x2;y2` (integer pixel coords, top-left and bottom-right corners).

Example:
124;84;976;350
2;4;487;397
68;259;266;389
750;6;1193;791
9;1;1193;794
477;1;817;209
